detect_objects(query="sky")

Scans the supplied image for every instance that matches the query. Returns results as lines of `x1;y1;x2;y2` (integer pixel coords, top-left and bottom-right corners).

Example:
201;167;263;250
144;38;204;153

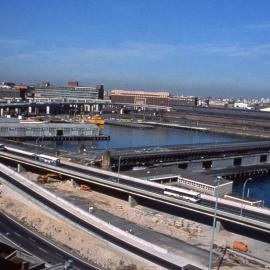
1;0;270;98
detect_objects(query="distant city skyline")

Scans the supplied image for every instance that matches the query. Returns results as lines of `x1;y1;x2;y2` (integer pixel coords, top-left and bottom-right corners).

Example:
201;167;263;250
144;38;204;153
1;0;270;98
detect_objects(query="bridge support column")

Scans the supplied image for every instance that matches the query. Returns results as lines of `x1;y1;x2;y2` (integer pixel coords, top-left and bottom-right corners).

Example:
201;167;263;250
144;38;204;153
71;179;79;188
46;105;50;115
101;151;111;170
215;220;224;232
84;104;91;112
0;108;3;116
15;107;21;115
34;107;39;115
93;104;99;112
128;195;138;207
28;106;32;114
17;163;22;173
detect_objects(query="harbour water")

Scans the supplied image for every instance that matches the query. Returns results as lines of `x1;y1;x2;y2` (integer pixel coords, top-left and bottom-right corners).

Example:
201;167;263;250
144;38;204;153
232;177;270;207
37;125;252;151
36;125;270;206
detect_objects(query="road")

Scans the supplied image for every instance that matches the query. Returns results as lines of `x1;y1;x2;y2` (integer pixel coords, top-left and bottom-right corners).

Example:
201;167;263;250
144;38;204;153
0;212;100;270
50;187;213;266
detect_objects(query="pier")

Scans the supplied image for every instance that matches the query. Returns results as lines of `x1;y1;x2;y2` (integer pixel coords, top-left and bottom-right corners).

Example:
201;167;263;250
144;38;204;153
106;119;155;129
0;121;110;141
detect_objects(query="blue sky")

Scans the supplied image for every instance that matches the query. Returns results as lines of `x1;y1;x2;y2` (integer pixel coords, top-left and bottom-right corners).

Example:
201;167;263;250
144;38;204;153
1;0;270;98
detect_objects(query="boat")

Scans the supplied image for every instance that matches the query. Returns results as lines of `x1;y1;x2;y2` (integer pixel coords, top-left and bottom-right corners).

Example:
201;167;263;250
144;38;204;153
86;114;105;125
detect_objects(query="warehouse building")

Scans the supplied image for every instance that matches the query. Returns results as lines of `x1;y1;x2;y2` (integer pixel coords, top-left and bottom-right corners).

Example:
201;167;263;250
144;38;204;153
34;82;104;102
124;166;232;197
110;89;198;107
169;95;198;107
0;84;32;100
110;90;171;106
0;122;101;140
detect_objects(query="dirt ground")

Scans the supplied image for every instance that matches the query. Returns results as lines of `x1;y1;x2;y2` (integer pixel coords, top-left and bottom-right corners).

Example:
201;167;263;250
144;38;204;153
43;177;209;243
0;183;161;270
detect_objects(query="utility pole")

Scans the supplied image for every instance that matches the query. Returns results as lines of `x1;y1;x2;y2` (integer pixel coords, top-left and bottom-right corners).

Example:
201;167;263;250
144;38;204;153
208;176;222;270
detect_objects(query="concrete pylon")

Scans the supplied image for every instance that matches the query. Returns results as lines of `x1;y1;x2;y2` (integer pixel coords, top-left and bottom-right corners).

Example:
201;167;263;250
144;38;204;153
101;151;111;170
46;106;50;114
17;163;22;173
216;220;224;232
128;195;138;207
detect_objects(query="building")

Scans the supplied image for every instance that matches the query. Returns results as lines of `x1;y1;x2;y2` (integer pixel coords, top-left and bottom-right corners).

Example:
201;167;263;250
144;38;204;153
110;89;198;107
67;81;79;87
0;122;100;139
34;82;104;102
0;84;32;100
124;166;233;197
110;90;171;106
169;96;198;107
0;82;16;89
260;107;270;112
233;102;252;110
0;88;22;100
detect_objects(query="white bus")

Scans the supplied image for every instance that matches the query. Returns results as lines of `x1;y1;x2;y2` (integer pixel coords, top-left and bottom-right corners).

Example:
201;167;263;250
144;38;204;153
164;186;201;203
37;154;60;166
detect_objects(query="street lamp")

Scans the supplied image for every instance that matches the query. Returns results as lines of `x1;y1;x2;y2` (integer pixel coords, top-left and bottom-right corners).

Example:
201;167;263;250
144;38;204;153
208;175;222;270
240;177;253;217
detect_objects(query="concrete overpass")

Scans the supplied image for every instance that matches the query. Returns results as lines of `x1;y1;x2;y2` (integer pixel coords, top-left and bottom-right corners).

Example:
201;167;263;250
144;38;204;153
0;100;170;117
0;148;270;242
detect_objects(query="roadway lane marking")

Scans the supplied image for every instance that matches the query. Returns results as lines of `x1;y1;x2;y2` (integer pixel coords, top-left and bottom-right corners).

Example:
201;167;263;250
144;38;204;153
55;251;64;258
28;237;36;243
14;232;22;237
38;246;48;253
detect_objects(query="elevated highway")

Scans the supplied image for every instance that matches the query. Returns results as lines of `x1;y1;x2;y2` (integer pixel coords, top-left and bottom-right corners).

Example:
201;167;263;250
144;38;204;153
0;148;270;242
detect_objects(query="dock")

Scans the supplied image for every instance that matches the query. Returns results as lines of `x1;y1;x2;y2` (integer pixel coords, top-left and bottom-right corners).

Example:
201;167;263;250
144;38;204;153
0;121;110;141
106;119;156;129
8;135;110;141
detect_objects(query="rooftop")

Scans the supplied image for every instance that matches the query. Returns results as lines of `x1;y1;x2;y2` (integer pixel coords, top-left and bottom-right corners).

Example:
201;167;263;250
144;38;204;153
111;89;171;97
123;165;230;187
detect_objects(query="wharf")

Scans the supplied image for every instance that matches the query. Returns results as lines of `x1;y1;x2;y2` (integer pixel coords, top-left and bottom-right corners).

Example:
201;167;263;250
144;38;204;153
143;120;270;138
0;121;110;141
143;121;209;131
106;119;155;129
8;135;110;141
